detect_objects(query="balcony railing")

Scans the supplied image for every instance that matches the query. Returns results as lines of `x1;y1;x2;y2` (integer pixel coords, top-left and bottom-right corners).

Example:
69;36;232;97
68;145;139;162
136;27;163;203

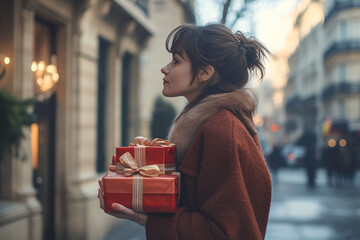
285;96;301;111
285;95;317;112
325;0;360;24
129;0;148;15
322;82;360;100
323;41;360;61
300;95;316;105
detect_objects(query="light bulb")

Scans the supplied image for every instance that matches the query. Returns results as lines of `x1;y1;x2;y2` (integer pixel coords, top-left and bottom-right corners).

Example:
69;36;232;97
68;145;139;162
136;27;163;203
4;57;10;65
38;61;45;71
31;61;38;72
53;73;59;82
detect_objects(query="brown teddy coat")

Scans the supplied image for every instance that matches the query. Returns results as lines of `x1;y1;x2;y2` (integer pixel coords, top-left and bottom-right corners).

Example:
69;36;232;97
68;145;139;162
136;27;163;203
145;90;272;240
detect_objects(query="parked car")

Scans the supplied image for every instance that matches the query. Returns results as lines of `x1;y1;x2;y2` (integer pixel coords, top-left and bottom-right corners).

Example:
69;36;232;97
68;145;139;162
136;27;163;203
281;144;306;167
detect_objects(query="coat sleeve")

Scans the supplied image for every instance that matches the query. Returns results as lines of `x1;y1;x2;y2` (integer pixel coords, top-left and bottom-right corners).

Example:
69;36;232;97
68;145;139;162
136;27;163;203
145;112;269;240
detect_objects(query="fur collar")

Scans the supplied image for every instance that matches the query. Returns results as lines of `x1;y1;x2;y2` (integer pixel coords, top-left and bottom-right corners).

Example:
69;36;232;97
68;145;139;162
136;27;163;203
168;89;257;166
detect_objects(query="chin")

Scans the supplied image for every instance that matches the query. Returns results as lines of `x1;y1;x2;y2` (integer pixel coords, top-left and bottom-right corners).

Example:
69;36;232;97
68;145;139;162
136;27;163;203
162;90;177;98
162;89;167;97
162;89;170;97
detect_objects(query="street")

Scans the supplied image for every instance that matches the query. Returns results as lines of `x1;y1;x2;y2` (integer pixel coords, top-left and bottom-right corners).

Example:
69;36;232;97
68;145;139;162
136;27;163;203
104;168;360;240
266;169;360;240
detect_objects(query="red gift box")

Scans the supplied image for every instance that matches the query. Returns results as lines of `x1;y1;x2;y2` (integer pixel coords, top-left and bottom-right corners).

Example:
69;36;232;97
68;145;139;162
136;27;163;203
116;145;176;174
102;171;179;213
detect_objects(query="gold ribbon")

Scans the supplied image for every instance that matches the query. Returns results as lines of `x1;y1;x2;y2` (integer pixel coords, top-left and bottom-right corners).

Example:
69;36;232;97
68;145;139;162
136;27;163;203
132;174;144;212
114;137;175;212
125;136;175;174
129;136;172;146
117;152;160;177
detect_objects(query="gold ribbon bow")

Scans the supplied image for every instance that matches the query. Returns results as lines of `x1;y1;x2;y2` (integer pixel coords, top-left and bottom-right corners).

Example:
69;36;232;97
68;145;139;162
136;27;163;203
118;152;160;177
129;136;171;146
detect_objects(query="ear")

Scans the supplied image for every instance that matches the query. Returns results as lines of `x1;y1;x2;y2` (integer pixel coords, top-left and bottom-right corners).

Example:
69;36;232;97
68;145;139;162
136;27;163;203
198;65;215;83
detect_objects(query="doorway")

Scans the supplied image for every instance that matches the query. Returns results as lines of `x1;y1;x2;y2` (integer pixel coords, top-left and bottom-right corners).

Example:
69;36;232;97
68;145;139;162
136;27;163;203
32;94;56;240
31;17;58;240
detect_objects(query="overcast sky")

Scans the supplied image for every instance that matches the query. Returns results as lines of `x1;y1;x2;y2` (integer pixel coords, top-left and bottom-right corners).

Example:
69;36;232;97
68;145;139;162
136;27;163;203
194;0;301;53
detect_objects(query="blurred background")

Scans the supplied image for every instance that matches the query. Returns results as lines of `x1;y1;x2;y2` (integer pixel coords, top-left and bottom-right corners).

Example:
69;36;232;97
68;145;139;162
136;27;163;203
0;0;359;239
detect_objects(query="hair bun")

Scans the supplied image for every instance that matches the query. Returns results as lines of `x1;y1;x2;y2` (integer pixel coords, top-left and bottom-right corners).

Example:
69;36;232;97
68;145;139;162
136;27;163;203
235;31;269;79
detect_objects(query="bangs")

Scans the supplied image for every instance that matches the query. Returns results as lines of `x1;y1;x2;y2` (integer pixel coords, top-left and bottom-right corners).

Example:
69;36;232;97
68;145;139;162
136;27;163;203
165;24;204;85
166;25;194;58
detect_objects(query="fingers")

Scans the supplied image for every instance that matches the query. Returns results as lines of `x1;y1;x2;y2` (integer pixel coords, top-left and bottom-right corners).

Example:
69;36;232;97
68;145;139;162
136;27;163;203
98;179;147;225
107;211;126;219
97;184;148;225
98;188;104;210
98;180;105;210
111;203;135;216
98;180;104;191
111;203;148;225
111;203;142;222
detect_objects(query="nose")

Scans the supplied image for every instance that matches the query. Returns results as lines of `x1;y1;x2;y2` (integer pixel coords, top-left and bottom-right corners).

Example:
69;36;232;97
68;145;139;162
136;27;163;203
161;65;169;75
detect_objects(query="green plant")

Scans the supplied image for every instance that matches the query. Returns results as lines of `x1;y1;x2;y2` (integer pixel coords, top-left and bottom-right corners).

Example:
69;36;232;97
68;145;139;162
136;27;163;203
150;96;177;139
0;90;35;161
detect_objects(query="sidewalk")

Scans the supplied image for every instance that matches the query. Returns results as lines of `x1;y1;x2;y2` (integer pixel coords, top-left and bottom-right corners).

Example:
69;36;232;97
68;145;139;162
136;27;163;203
104;168;360;240
266;168;360;240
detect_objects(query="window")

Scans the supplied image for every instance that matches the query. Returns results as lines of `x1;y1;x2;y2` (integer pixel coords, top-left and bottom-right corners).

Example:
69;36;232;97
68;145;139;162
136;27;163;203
97;37;111;173
339;63;346;83
339;99;345;119
339;21;346;41
347;98;360;121
121;52;133;145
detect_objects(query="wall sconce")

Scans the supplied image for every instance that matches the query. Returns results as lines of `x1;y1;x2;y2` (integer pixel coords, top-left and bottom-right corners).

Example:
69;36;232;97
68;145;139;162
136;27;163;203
31;60;59;92
0;55;11;80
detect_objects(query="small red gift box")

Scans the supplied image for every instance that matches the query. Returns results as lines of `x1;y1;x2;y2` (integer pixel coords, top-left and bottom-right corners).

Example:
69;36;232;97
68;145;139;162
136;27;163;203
116;145;176;174
102;171;179;213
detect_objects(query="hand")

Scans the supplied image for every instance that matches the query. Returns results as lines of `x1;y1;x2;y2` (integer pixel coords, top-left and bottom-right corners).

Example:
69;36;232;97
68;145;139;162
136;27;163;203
98;180;148;226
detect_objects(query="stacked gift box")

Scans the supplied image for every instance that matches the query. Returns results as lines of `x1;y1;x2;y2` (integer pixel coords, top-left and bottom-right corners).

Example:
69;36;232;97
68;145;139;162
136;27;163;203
102;136;179;213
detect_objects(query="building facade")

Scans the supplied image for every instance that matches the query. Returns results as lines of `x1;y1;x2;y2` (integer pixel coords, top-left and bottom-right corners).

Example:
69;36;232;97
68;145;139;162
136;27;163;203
280;0;360;153
285;23;325;146
265;0;325;146
0;0;193;239
322;0;360;141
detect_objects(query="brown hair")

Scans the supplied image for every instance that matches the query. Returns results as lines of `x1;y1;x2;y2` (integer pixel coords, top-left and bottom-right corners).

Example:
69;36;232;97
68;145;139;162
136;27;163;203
166;24;270;110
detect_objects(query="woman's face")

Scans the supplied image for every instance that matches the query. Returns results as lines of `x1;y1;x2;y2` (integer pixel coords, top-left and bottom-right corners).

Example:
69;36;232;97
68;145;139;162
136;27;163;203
161;52;202;102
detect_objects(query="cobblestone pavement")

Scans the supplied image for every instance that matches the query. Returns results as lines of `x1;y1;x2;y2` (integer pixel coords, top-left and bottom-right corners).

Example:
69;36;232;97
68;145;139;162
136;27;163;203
104;168;360;240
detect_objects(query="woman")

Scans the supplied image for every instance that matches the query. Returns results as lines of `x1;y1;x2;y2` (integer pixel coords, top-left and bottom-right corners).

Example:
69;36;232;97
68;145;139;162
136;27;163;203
99;24;272;240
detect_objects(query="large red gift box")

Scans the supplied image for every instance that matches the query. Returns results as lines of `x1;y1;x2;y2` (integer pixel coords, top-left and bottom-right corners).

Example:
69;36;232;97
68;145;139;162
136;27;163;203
102;171;179;213
115;145;176;174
